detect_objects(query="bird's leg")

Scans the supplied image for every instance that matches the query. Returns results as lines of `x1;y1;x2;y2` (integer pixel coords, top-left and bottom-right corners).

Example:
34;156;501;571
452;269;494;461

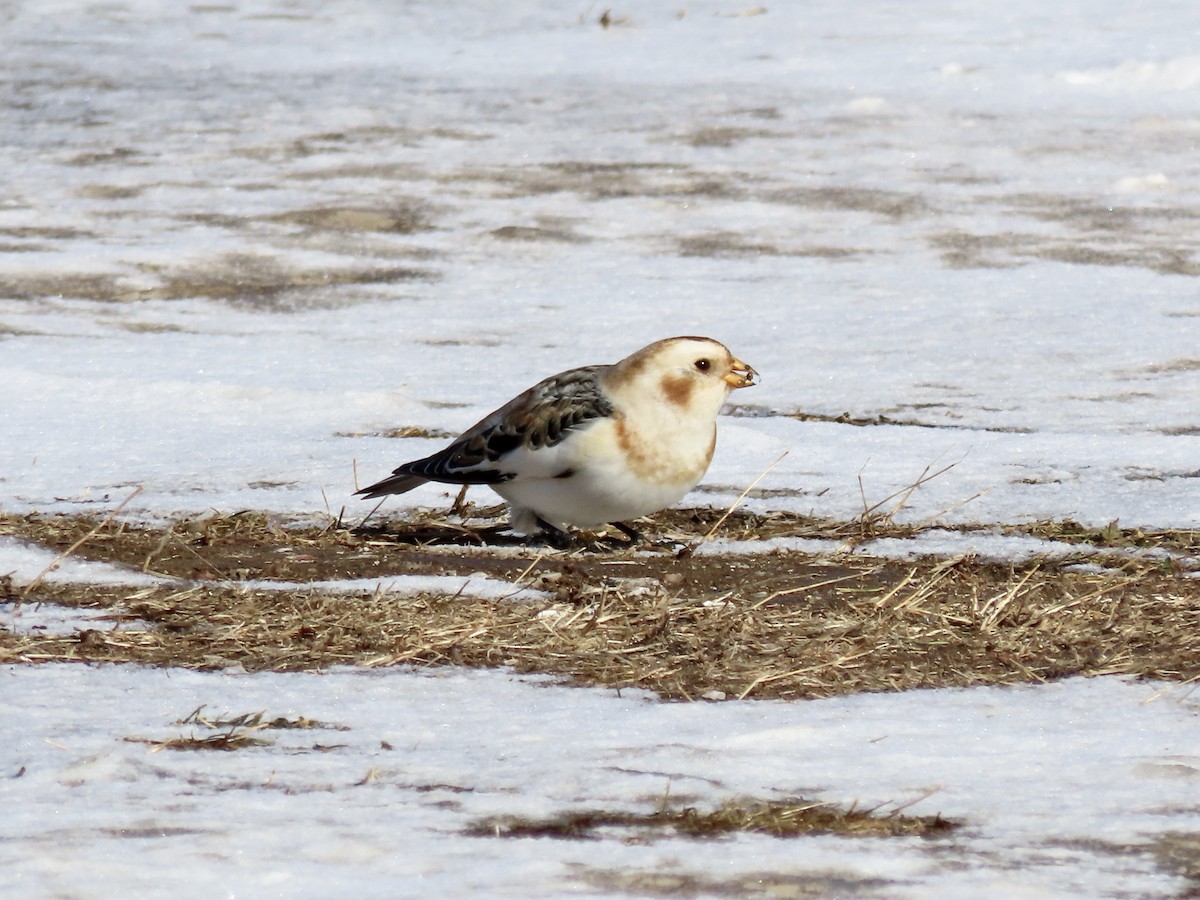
448;484;471;516
534;516;576;550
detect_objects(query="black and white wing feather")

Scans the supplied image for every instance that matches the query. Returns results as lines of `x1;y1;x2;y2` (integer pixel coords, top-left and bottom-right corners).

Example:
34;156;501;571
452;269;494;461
356;365;615;498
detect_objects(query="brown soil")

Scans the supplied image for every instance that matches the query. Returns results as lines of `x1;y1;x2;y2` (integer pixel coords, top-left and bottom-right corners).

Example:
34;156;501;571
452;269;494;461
3;508;1199;700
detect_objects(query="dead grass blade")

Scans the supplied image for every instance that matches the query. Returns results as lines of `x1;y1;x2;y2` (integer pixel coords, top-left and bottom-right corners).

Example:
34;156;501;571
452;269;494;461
20;486;143;596
848;459;961;539
701;451;789;543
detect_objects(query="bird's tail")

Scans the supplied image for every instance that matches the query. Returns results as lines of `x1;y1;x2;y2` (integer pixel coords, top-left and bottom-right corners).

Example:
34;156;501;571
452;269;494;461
355;471;426;498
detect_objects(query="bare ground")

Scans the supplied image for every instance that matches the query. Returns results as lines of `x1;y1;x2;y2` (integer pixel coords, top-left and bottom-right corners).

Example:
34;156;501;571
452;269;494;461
3;507;1198;701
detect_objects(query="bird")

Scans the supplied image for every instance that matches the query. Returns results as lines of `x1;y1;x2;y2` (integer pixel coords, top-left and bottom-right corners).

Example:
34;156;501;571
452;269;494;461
356;336;758;546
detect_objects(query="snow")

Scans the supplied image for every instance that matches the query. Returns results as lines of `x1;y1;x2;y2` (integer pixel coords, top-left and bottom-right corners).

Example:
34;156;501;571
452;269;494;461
2;0;1200;895
0;536;167;588
4;665;1200;898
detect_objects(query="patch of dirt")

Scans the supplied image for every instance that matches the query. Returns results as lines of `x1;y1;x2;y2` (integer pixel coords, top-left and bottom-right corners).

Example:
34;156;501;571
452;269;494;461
665;126;783;148
769;407;1034;434
0;253;437;307
674;232;861;260
468;796;954;840
271;203;433;234
145;252;434;307
577;866;896;899
1152;832;1200;884
929;224;1200;276
335;425;457;440
767;185;927;219
2;509;1199;700
0;273;130;302
488;225;589;243
438;161;748;203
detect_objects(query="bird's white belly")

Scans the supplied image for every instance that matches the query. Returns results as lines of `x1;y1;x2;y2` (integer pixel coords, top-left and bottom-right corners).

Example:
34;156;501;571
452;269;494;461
495;467;698;529
491;417;713;531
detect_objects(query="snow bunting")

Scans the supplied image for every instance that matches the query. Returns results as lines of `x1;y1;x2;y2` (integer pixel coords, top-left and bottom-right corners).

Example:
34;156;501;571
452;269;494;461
357;336;757;545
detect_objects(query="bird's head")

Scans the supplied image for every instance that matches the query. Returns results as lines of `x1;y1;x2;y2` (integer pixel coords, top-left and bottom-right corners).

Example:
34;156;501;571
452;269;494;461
610;336;758;419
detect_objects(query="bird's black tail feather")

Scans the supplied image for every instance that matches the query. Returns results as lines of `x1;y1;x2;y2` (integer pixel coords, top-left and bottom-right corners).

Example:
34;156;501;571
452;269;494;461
355;471;426;498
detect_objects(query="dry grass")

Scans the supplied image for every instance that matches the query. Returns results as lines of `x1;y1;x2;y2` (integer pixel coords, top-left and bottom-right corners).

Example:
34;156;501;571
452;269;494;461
334;425;457;440
117;706;351;753
123;731;272;752
174;706;349;731
468;796;955;840
3;508;1195;848
2;510;1199;700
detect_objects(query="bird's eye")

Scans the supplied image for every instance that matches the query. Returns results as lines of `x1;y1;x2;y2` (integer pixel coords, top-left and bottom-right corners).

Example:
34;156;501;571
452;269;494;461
694;359;711;372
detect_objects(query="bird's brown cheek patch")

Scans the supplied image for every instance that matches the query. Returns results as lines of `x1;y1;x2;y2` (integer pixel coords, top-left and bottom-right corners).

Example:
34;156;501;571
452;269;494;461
659;373;695;408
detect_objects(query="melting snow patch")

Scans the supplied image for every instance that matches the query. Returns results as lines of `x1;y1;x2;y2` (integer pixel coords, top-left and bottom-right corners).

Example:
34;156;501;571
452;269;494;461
0;536;167;589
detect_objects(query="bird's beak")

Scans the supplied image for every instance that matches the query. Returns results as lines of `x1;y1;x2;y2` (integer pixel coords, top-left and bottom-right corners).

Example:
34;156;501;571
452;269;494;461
723;358;758;389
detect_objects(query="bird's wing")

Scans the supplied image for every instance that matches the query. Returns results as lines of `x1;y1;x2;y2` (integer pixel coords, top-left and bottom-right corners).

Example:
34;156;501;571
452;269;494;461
357;365;614;496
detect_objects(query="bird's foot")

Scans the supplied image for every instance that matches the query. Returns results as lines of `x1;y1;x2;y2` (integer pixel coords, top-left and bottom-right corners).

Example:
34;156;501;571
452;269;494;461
607;521;682;551
533;517;577;550
606;521;643;545
527;519;667;553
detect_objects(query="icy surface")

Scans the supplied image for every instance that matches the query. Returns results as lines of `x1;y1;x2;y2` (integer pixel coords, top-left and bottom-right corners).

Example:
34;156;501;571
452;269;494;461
2;0;1200;895
0;536;166;587
3;665;1200;899
1;0;1198;536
